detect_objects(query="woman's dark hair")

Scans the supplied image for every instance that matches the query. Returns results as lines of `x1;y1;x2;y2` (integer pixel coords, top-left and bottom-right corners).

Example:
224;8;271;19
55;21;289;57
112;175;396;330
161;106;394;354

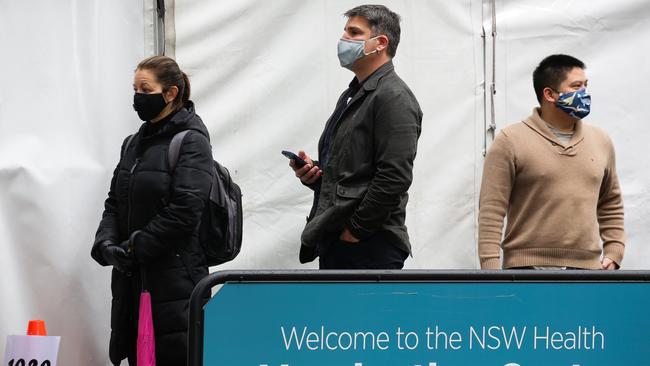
137;55;190;110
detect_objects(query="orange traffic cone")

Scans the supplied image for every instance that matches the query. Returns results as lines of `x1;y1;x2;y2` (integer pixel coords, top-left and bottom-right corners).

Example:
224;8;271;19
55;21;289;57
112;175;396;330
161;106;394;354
26;319;47;336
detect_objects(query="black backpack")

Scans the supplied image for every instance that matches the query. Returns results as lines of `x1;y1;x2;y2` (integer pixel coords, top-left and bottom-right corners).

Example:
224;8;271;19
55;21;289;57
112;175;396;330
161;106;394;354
168;130;243;266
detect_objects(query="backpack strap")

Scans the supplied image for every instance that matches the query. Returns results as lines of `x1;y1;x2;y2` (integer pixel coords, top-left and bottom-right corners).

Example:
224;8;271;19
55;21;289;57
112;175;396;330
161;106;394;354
122;133;137;158
168;130;191;171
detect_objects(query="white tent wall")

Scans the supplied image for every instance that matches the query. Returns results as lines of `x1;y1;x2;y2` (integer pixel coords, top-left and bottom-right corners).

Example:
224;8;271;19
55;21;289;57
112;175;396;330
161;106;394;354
0;1;648;366
0;1;144;365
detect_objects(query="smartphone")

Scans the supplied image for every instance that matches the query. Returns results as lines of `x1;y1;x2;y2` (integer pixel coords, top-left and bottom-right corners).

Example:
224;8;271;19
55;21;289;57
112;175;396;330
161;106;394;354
282;150;308;168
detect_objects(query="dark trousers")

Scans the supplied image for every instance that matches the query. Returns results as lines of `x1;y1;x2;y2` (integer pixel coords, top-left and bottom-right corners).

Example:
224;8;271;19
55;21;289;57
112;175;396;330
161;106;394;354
318;232;408;269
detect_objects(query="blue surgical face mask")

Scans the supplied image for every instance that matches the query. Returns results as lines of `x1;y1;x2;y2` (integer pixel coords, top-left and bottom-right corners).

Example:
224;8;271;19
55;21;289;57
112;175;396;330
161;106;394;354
555;88;591;119
337;36;379;70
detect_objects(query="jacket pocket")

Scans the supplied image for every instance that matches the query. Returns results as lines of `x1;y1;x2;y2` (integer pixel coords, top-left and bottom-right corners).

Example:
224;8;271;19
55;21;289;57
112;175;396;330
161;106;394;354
335;183;368;205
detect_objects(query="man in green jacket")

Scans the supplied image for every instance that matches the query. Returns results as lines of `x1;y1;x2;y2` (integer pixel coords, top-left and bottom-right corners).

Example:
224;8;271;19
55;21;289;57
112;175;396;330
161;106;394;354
289;4;422;269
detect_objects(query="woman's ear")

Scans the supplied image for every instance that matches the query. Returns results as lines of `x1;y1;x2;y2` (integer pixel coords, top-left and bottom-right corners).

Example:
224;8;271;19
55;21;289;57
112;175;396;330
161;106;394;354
164;86;179;104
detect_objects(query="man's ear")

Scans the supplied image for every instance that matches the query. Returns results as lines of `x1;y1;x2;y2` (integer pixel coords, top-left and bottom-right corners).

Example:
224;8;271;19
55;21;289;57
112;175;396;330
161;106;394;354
164;86;179;103
376;35;389;52
542;87;557;103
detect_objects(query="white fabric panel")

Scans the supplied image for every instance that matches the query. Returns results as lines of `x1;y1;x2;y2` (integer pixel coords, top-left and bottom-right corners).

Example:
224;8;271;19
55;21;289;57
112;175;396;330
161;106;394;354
492;0;650;268
0;1;144;365
174;0;484;270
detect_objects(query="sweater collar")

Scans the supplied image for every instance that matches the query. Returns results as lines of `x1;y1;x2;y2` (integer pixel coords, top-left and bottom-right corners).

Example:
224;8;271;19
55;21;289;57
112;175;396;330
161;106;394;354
523;108;585;156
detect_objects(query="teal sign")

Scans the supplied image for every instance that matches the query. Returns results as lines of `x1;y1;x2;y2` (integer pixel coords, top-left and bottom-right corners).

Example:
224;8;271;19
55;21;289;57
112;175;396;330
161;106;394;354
203;282;650;365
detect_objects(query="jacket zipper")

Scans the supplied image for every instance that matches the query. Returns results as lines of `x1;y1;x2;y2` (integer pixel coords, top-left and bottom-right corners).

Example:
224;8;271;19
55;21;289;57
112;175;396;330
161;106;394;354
127;158;141;234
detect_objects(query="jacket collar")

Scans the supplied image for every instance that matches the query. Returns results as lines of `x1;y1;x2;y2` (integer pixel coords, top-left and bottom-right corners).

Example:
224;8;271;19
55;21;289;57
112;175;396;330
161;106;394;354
523;107;585;156
138;100;209;141
344;61;395;108
361;60;394;91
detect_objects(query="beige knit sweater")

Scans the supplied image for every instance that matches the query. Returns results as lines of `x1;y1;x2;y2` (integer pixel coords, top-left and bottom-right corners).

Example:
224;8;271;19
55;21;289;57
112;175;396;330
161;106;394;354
478;108;625;269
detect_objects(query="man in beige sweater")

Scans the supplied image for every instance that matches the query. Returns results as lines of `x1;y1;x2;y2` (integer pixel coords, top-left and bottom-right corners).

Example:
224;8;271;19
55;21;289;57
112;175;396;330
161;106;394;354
478;54;625;270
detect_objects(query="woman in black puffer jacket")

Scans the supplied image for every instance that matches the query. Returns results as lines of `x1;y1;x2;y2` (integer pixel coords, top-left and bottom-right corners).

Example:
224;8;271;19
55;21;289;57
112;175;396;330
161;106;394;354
92;56;213;366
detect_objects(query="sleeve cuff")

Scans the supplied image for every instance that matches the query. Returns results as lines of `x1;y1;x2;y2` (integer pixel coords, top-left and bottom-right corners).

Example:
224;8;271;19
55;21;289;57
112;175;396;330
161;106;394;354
131;230;168;264
345;217;373;240
603;242;625;267
91;239;115;266
480;257;501;270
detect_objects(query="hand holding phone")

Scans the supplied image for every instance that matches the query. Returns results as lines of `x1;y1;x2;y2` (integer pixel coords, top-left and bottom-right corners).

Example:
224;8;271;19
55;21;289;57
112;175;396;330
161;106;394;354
282;150;308;168
284;150;322;185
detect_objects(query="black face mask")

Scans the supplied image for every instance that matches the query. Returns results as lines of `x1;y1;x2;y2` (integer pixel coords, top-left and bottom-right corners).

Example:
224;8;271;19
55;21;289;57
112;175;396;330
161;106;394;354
133;93;167;121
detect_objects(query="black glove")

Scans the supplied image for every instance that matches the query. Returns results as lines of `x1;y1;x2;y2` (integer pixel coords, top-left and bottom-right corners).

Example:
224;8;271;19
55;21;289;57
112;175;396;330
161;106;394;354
100;241;135;272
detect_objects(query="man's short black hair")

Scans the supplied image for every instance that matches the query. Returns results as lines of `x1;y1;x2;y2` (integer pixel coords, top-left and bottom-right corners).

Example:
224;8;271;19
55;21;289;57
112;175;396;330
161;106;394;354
344;5;401;58
533;54;586;104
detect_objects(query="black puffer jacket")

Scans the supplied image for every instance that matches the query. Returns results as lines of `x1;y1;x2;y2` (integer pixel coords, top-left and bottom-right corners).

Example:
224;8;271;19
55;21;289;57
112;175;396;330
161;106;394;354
92;102;212;365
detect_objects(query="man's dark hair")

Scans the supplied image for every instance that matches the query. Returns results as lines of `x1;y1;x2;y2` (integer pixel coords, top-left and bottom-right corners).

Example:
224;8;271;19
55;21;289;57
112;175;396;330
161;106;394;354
532;54;586;104
345;5;401;58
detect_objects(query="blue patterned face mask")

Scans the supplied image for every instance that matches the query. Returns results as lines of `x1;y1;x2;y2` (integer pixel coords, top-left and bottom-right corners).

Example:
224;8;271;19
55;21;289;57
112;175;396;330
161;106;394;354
555;88;591;119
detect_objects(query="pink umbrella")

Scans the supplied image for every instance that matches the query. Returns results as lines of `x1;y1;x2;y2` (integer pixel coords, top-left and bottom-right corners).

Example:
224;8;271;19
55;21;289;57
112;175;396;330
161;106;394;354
137;290;156;366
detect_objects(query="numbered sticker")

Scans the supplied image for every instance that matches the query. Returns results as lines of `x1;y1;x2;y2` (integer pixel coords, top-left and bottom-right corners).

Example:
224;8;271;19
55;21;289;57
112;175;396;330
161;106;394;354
3;336;60;366
7;359;51;366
